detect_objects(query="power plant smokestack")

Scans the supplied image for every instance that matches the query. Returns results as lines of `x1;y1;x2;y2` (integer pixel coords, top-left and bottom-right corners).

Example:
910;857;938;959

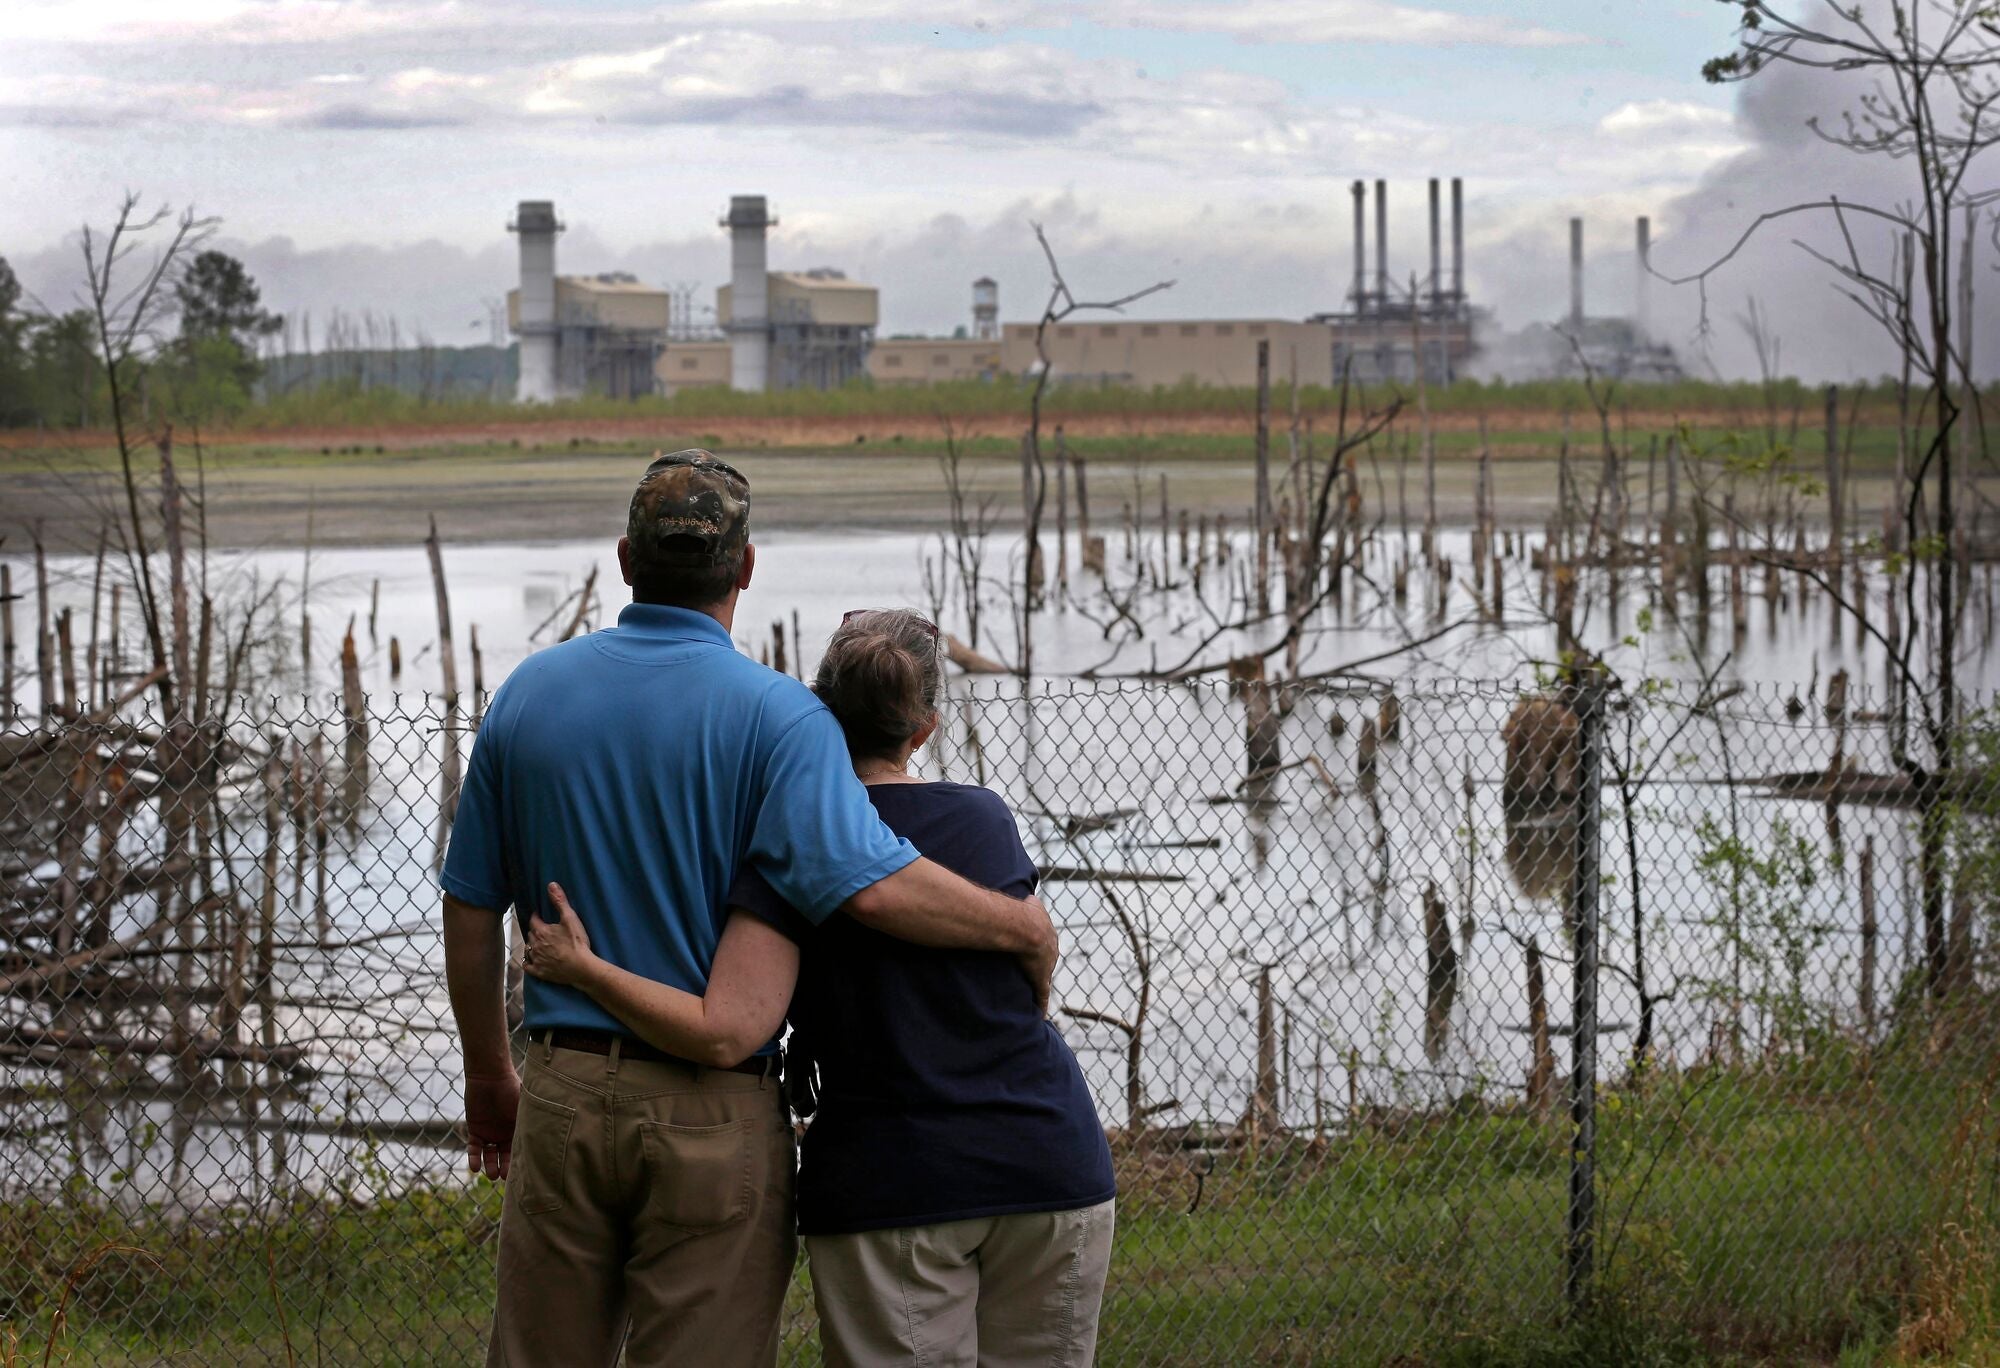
1450;177;1464;309
1427;178;1442;310
723;194;775;393
1351;179;1367;314
1635;216;1652;340
1568;216;1585;330
1374;178;1388;308
510;199;562;404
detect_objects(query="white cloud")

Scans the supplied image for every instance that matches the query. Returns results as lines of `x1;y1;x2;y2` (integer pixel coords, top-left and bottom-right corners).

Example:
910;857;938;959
1585;99;1747;182
9;0;1594;49
0;23;1532;190
0;0;1606;170
1600;98;1735;138
1099;0;1595;48
8;0;505;45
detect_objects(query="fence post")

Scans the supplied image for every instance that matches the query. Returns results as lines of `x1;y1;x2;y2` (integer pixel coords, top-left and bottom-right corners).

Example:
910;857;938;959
1565;677;1606;1317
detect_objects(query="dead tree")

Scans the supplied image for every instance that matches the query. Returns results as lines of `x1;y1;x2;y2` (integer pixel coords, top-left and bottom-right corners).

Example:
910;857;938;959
1670;1;2000;994
1059;883;1174;1138
1018;225;1172;678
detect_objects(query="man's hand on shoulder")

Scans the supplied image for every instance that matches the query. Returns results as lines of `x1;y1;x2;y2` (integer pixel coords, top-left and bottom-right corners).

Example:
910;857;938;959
466;1068;521;1181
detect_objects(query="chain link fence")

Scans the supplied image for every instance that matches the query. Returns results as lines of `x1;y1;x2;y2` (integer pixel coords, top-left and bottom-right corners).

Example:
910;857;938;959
2;676;1995;1364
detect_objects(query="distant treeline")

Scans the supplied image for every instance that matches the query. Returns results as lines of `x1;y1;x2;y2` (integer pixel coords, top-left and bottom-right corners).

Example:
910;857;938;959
0;245;522;431
259;344;517;404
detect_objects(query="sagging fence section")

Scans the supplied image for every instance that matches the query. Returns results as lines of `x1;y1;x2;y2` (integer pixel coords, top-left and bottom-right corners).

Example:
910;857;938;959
0;676;1995;1364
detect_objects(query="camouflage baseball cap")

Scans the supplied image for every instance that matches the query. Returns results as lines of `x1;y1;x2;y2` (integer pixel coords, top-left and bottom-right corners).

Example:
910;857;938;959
626;449;750;567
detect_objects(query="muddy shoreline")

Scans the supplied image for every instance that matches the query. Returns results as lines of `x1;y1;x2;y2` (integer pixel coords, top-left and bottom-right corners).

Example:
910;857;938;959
2;444;1894;553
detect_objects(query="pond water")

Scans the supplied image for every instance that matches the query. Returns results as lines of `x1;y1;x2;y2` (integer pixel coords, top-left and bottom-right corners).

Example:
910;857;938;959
2;526;1994;1211
12;522;1991;705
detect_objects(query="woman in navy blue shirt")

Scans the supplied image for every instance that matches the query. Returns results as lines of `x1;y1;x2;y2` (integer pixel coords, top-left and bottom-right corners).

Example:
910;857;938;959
526;609;1116;1367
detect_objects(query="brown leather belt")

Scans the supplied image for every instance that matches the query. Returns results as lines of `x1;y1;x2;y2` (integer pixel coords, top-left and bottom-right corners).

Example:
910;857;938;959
530;1028;772;1077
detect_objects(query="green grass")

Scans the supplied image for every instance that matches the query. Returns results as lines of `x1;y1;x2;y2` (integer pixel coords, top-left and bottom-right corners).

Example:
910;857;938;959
5;1022;1995;1366
23;373;1972;438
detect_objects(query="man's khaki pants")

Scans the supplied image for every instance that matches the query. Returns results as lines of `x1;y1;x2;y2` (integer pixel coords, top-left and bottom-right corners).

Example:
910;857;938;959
486;1042;796;1368
806;1201;1115;1368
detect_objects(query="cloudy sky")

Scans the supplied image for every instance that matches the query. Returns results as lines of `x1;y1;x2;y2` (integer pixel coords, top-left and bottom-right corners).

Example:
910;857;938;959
2;0;1973;377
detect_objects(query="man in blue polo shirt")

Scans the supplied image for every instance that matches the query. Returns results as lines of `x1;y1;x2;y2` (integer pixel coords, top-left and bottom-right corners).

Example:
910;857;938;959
441;451;1056;1368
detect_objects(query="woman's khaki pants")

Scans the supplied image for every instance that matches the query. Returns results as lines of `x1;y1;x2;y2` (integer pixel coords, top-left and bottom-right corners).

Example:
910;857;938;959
806;1201;1116;1368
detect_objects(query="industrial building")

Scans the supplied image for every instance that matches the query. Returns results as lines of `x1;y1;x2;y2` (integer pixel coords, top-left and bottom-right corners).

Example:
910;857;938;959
721;265;876;391
1544;215;1683;382
958;179;1475;391
1310;177;1479;385
509;194;878;401
998;319;1350;388
703;196;876;393
507;202;672;402
867;336;1003;385
507;184;1490;400
506;181;1679;402
501;271;670;401
508;186;1495;400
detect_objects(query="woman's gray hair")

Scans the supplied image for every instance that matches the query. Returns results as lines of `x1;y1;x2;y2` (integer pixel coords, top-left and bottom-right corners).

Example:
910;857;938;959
811;609;944;759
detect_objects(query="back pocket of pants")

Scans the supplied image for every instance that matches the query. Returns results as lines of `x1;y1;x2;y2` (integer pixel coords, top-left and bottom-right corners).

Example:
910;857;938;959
512;1089;577;1216
638;1117;756;1233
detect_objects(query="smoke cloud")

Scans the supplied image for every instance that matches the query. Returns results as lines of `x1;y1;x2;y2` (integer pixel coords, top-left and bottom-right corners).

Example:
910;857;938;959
1639;10;2000;384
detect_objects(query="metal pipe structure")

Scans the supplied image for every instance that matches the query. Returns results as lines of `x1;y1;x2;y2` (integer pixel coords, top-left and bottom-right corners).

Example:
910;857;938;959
1568;216;1585;330
1374;179;1389;309
722;194;775;393
1351;180;1368;315
1450;177;1465;309
1635;216;1652;340
510;200;562;404
1428;178;1442;310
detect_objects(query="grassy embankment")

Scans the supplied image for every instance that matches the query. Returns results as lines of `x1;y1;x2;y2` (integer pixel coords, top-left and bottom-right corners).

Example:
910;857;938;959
229;375;1928;430
0;375;1936;464
5;1013;1993;1366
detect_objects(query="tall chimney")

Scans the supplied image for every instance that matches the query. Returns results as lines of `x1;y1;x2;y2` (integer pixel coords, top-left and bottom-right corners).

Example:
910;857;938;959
1568;216;1585;329
1374;178;1389;307
1351;179;1367;314
1635;216;1652;340
1450;177;1465;309
509;200;562;404
722;194;775;393
1427;178;1442;310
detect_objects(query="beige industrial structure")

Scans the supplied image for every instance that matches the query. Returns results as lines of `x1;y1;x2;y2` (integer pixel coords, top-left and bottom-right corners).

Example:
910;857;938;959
1002;319;1360;389
505;270;672;400
511;194;882;400
866;337;1002;385
655;340;732;394
662;316;1478;393
719;268;877;391
657;270;884;395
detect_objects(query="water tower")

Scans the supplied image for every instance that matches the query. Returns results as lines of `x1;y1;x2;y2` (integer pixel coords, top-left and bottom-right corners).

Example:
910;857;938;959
972;277;999;341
